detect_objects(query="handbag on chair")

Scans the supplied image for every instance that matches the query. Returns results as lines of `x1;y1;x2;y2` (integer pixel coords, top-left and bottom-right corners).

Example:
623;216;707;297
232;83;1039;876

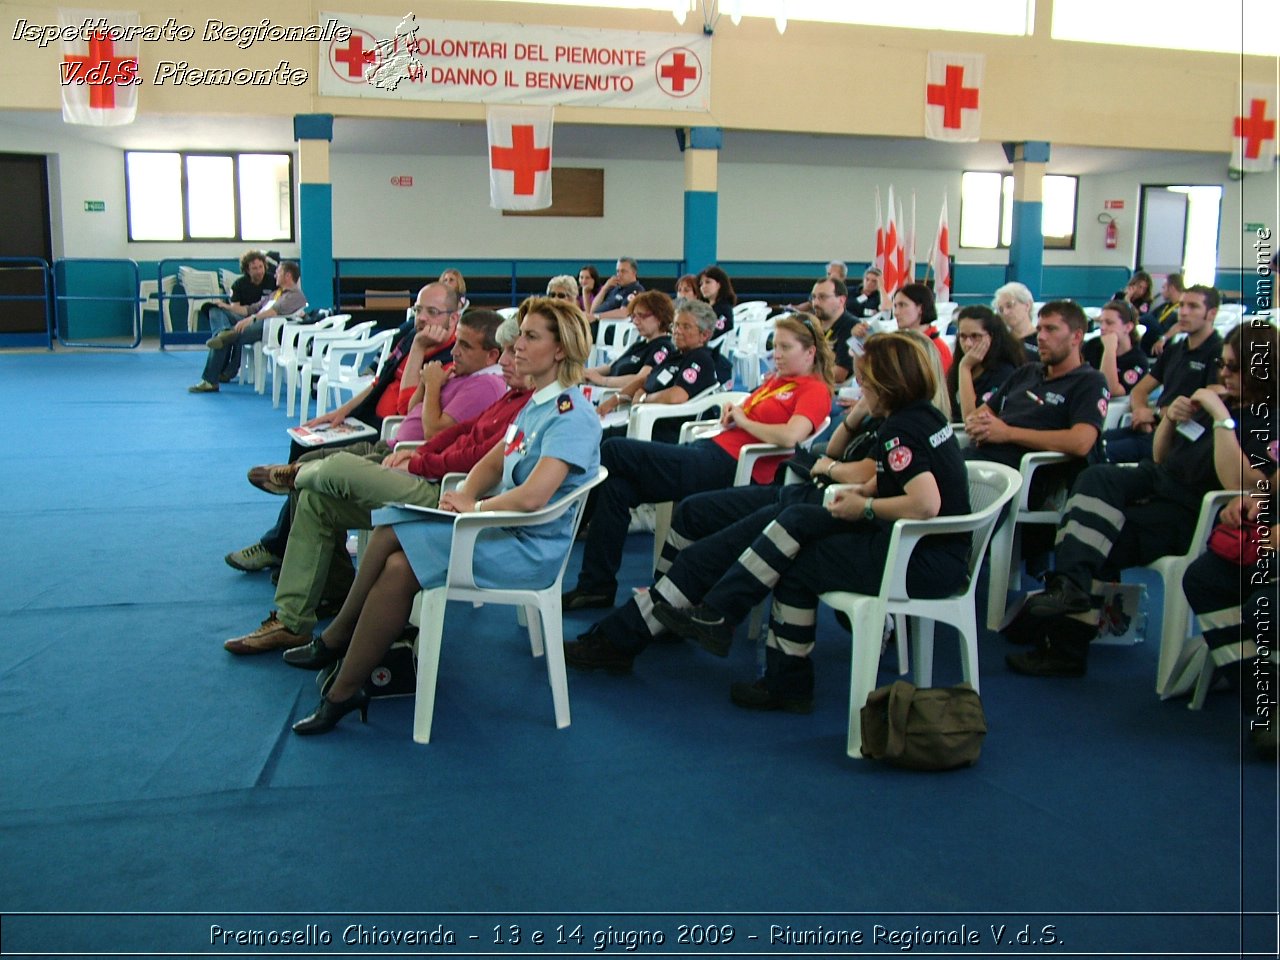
860;680;987;770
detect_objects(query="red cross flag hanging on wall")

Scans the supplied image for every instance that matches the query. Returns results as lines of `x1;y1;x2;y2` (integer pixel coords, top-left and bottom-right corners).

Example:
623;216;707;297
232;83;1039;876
924;52;983;143
1230;83;1277;174
487;105;554;211
59;9;140;126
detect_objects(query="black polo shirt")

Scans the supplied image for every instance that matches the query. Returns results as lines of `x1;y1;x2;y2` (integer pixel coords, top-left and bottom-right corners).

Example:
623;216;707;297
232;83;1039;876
1150;331;1223;409
971;362;1110;468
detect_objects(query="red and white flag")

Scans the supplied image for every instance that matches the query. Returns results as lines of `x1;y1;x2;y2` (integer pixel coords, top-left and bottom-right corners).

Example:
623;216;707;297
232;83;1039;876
487;105;554;211
1230;83;1277;173
882;185;901;300
895;195;909;291
59;9;140;126
930;196;952;303
925;52;983;142
873;187;885;273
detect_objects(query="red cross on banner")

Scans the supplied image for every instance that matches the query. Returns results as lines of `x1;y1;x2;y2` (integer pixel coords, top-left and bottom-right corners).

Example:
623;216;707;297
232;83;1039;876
59;10;140;126
332;31;378;79
656;48;702;98
1231;84;1277;173
924;52;984;143
487;106;554;211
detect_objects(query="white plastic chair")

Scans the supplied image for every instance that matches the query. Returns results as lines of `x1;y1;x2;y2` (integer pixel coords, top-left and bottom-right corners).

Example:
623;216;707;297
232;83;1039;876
820;461;1023;758
1145;489;1242;702
139;275;177;332
984;451;1072;630
177;266;222;333
731;321;775;391
408;466;609;743
296;319;374;423
590;319;639;368
1103;396;1132;432
218;268;239;296
270;314;344;417
315;328;397;420
733;300;772;325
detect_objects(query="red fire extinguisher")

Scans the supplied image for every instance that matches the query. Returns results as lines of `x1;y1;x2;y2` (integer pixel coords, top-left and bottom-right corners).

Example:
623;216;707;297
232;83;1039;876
1101;214;1119;250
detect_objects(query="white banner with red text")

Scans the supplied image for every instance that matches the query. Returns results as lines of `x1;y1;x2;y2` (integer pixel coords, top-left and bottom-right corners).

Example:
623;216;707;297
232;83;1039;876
318;12;711;111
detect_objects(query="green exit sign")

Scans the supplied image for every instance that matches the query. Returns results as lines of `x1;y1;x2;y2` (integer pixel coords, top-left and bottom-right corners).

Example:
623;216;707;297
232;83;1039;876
1244;221;1266;232
84;200;105;212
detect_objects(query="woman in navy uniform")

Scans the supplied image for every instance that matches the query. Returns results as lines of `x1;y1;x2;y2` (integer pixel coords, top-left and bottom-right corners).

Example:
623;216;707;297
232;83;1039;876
655;332;972;712
947;305;1028;421
289;297;601;735
583;290;675;389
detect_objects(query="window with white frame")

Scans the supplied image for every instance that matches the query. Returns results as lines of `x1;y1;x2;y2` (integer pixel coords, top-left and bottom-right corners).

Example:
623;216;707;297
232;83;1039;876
959;171;1078;250
125;151;294;242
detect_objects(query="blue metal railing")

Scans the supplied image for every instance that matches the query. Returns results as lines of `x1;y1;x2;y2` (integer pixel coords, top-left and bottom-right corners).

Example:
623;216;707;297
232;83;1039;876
52;258;142;349
0;257;54;350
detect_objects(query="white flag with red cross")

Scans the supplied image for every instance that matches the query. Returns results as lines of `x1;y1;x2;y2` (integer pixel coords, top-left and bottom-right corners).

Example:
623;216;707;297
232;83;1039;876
882;185;901;300
1230;83;1277;173
924;52;983;143
487;105;554;211
873;187;885;273
59;9;140;126
930;196;952;303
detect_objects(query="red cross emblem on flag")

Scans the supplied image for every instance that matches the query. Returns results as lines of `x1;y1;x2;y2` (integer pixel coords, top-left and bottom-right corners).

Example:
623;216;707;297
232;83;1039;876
330;29;380;82
487;106;554;211
1231;85;1277;173
656;48;702;98
924;52;984;142
59;16;140;127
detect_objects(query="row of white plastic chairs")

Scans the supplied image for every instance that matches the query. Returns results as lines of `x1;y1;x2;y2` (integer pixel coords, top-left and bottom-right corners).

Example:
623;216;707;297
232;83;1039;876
239;312;397;424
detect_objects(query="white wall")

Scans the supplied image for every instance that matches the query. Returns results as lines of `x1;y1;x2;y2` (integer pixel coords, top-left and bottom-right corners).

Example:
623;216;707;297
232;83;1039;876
4;114;1273;274
330;153;684;260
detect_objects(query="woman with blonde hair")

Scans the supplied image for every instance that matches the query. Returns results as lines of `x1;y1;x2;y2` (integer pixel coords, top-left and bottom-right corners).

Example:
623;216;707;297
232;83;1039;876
290;297;601;734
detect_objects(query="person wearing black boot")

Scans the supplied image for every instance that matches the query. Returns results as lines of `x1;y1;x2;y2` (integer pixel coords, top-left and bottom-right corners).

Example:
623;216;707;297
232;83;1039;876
651;333;971;711
1181;493;1278;760
1009;322;1278;678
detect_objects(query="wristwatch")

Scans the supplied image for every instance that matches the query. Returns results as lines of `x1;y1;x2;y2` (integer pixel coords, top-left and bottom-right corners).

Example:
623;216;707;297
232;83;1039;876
862;497;876;521
1213;417;1236;431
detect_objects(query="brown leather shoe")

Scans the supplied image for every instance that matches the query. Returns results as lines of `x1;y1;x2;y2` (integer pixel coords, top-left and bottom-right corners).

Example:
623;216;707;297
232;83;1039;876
224;612;311;655
247;463;300;496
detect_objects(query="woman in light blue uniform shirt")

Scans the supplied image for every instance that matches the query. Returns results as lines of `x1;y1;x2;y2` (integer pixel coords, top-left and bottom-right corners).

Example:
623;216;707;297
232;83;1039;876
290;297;601;735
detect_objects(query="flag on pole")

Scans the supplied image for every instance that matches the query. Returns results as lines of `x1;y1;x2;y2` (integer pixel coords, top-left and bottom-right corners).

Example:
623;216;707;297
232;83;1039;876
895;194;908;294
874;187;885;273
931;196;952;303
882;186;900;300
59;9;140;126
906;192;918;287
924;52;983;142
1230;83;1277;174
487;105;554;211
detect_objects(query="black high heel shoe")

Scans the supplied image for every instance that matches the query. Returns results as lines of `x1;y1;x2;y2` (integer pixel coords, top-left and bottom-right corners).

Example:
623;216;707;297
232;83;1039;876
283;637;345;670
292;687;371;735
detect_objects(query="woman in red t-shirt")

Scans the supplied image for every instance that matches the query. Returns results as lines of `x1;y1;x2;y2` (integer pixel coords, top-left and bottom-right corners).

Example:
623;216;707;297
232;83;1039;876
565;314;835;609
892;282;952;373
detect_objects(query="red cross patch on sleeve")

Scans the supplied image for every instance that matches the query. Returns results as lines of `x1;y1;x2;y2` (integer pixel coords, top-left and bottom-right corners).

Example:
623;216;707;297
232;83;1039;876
682;367;698;384
887;446;913;472
1123;368;1140;385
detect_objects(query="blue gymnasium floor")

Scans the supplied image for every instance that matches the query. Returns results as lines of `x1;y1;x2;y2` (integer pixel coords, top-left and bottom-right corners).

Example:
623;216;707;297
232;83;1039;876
0;347;1275;959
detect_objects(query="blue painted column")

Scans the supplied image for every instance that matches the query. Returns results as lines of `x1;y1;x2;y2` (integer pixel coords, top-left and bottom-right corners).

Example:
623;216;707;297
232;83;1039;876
1003;140;1050;296
294;114;334;310
682;126;721;273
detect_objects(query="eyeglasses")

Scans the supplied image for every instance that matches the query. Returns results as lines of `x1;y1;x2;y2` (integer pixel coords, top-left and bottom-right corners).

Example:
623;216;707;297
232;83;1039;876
957;332;989;342
547;291;573;300
416;305;452;319
1219;358;1240;373
631;310;655;321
